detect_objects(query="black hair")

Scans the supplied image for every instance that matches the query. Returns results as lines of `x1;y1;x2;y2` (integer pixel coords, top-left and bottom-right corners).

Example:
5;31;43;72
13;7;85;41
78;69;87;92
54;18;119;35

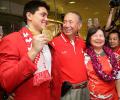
108;30;120;40
23;0;50;24
86;26;106;48
65;11;82;23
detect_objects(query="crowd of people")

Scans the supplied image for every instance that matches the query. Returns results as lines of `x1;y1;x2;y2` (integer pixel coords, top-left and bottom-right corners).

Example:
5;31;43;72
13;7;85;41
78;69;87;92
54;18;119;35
0;0;120;100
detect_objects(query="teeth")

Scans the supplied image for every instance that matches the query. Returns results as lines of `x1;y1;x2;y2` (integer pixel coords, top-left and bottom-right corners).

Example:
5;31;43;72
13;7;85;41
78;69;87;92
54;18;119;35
66;30;72;32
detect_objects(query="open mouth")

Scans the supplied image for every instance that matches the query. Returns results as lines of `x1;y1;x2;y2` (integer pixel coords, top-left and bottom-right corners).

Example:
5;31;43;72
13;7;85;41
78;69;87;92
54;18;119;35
41;20;47;25
64;28;72;32
94;42;103;44
110;44;116;46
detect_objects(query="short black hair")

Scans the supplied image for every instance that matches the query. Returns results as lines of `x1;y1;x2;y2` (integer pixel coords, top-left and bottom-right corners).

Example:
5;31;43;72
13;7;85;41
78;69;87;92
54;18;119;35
108;30;120;40
65;11;82;23
86;26;105;48
23;0;50;23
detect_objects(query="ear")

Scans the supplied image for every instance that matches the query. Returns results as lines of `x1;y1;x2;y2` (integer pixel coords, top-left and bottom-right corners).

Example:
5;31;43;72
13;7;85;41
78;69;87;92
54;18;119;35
78;23;82;30
26;12;33;21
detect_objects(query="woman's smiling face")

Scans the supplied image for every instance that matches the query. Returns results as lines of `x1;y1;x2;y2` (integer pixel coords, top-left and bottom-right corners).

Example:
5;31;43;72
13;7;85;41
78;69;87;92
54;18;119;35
90;29;105;49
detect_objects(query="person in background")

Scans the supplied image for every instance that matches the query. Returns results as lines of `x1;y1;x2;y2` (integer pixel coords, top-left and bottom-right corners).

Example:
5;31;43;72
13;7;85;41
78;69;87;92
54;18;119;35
104;7;120;36
0;26;16;100
85;26;119;100
0;26;3;100
108;30;120;99
108;30;120;55
0;33;3;41
0;26;3;42
50;11;89;100
0;1;59;100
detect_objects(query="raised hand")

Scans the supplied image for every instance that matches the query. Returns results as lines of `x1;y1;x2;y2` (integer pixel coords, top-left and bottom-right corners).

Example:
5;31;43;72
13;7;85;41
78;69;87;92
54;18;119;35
28;33;49;61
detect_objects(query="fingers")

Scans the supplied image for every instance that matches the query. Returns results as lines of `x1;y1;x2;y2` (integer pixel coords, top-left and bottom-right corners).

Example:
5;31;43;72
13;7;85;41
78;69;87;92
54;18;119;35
33;34;49;43
31;33;50;53
7;93;15;100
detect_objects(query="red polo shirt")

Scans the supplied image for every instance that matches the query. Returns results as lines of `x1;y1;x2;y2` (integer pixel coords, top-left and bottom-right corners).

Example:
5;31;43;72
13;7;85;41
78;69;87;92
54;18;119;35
50;33;87;84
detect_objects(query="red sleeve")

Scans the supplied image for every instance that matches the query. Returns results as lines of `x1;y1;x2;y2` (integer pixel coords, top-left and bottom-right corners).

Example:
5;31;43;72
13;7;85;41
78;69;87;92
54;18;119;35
79;37;86;51
0;38;37;93
51;47;62;100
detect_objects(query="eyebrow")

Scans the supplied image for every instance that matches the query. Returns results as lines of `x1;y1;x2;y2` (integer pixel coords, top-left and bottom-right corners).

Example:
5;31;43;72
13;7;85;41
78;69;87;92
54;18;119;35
63;20;73;22
41;12;48;15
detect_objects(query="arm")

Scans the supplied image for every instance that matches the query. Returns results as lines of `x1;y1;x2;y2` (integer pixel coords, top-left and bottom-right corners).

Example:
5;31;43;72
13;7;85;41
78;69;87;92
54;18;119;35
79;37;86;51
116;79;120;98
51;48;62;100
115;52;120;98
105;8;114;30
0;38;36;93
116;70;120;98
49;41;62;100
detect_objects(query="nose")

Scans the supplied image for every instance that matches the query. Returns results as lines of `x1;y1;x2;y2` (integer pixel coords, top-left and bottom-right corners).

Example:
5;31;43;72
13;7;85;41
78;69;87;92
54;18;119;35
110;39;114;43
45;16;48;21
64;22;70;28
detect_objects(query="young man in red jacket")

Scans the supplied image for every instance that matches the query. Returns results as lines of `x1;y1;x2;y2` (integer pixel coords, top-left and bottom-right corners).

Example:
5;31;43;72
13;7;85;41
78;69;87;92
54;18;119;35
0;1;59;100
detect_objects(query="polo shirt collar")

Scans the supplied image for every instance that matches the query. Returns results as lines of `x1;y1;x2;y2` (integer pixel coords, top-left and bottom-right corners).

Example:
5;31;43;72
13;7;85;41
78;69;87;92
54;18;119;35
60;33;77;43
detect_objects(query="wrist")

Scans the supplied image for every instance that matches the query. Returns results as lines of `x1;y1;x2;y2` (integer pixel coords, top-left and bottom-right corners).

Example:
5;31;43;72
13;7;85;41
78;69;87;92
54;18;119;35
110;8;114;13
28;48;38;61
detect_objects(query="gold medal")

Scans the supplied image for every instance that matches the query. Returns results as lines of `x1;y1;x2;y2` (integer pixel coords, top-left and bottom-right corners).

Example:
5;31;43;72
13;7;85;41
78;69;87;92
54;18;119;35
42;28;53;41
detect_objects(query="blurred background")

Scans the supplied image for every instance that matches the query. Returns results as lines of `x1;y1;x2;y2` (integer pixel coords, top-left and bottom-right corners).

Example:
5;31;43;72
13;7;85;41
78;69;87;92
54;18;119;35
0;0;119;38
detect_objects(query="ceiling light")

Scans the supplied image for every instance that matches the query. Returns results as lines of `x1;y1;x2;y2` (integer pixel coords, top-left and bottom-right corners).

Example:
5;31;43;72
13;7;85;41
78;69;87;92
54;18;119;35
0;6;7;10
69;1;76;4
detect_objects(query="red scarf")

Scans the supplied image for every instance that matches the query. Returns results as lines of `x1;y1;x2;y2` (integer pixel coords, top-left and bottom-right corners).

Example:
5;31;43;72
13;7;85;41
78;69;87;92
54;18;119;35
20;27;51;86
